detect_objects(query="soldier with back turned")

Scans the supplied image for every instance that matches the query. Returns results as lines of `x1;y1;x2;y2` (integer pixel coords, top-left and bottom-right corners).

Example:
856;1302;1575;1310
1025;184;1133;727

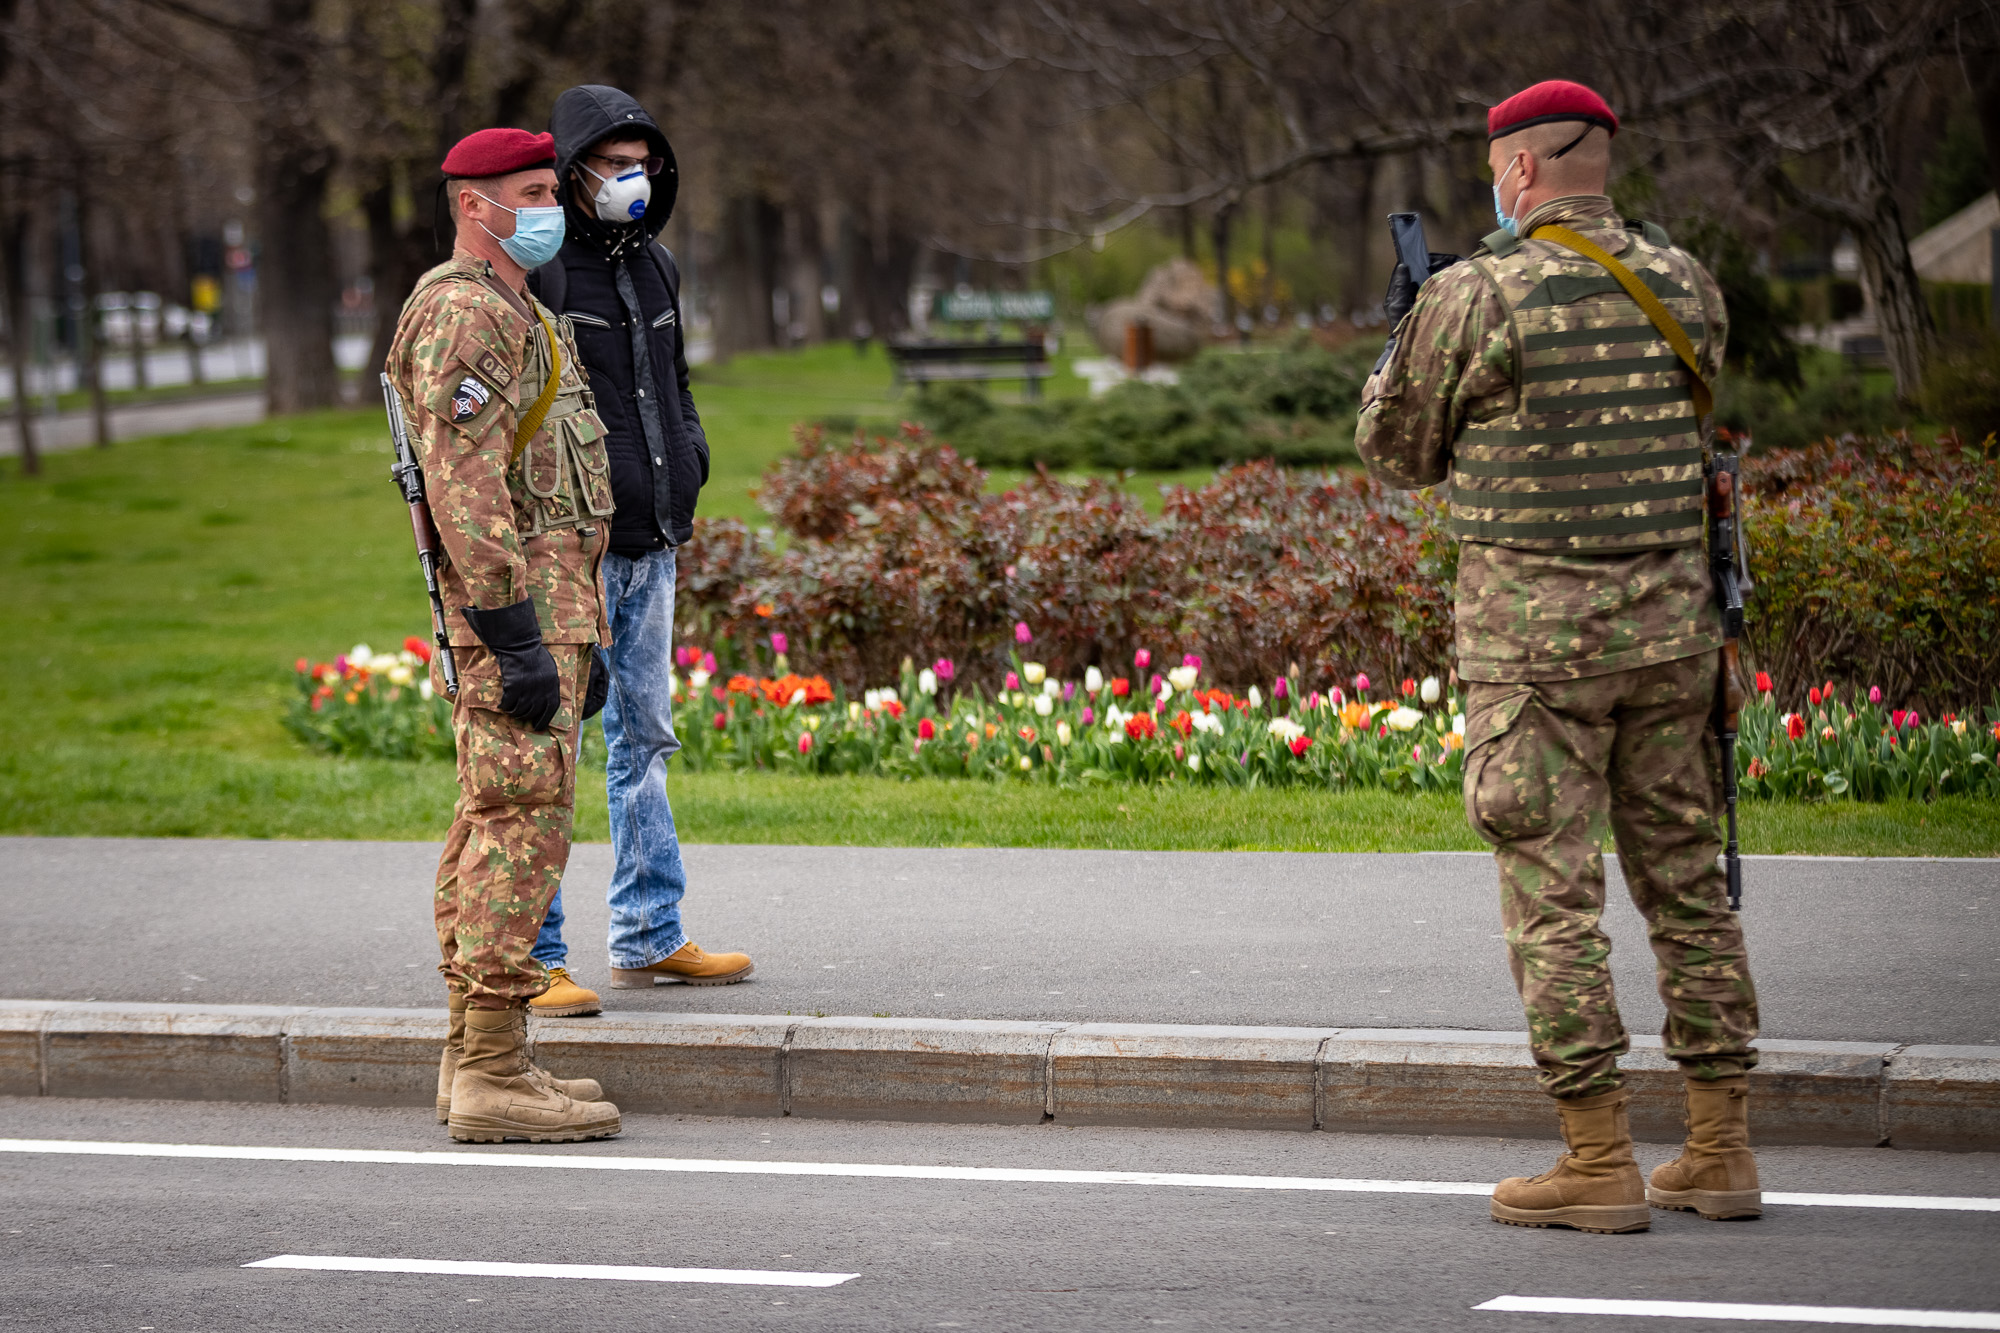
1356;80;1761;1234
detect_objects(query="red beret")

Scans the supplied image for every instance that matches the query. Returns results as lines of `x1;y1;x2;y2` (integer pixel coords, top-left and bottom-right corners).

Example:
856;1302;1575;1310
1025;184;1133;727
440;128;557;179
1488;80;1619;141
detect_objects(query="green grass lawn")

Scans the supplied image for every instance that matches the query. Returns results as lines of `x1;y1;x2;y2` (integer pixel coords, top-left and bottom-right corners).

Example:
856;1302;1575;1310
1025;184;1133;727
1;345;1993;854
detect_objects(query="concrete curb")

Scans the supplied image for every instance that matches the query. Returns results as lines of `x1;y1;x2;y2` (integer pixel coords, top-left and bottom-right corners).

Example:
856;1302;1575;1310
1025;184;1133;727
3;1000;1994;1149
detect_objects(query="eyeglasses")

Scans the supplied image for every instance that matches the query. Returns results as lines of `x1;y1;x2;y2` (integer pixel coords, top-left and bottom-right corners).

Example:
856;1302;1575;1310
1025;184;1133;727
586;153;667;177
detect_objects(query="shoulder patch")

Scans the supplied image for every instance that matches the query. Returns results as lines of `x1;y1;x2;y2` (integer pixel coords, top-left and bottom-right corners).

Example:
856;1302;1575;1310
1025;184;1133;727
472;349;515;390
449;375;493;423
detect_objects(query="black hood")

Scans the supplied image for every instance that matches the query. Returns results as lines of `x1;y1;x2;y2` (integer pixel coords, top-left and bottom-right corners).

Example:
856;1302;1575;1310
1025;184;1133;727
548;84;678;249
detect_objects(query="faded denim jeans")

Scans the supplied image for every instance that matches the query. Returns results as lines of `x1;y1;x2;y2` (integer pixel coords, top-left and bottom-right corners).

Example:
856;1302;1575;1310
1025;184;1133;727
533;547;690;971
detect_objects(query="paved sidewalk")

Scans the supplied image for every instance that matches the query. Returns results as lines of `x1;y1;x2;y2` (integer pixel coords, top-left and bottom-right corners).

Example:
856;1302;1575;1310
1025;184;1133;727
4;838;1993;1046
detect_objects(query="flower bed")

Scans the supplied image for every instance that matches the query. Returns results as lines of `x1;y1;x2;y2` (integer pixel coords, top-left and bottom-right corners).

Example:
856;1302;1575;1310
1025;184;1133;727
669;648;1468;792
285;638;453;760
1739;677;2000;801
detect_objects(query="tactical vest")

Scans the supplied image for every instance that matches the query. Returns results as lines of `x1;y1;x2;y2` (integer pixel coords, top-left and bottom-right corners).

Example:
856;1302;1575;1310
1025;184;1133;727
1448;221;1711;553
514;295;618;538
403;265;617;539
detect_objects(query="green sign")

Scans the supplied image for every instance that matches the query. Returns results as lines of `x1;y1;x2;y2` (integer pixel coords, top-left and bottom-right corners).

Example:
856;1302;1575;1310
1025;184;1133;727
934;290;1054;322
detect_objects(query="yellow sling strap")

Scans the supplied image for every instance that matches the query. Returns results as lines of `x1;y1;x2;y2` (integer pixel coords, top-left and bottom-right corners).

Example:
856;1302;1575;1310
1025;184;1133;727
1531;224;1712;419
509;307;563;463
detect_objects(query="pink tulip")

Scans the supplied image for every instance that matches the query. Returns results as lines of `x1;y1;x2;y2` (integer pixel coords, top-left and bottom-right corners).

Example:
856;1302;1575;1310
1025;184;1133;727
1081;706;1095;726
700;651;717;674
1273;677;1288;700
1307;692;1321;710
333;655;348;674
1134;648;1152;671
1182;653;1201;670
1062;681;1076;702
1868;685;1882;703
797;732;813;755
1412;745;1422;762
771;633;788;655
675;647;694;669
1005;671;1021;691
934;657;955;682
1014;621;1033;644
1329;686;1345;706
1354;673;1370;693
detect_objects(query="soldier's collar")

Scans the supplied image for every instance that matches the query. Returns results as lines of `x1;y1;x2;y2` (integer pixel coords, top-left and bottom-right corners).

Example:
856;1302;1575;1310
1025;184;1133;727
1518;194;1620;236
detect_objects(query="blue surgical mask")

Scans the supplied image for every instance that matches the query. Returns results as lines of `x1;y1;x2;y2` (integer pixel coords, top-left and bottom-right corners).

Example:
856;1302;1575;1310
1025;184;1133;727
1491;156;1522;238
473;191;567;268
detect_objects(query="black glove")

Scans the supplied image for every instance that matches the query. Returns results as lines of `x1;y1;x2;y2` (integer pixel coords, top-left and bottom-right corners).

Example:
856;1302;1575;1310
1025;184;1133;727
582;647;610;721
460;599;561;731
1383;252;1464;329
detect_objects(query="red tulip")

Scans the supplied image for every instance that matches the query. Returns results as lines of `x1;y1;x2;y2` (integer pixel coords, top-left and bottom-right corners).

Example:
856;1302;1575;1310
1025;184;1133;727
1785;714;1806;741
712;712;726;730
1755;671;1772;693
1110;678;1131;698
1808;687;1822;706
1401;678;1417;697
918;717;936;740
1289;736;1313;757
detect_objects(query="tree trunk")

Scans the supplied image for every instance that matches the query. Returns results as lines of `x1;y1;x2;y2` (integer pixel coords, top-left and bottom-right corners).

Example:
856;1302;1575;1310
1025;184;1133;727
2;213;39;475
1211;204;1236;333
73;193;110;448
256;0;339;414
258;138;339;413
712;193;780;360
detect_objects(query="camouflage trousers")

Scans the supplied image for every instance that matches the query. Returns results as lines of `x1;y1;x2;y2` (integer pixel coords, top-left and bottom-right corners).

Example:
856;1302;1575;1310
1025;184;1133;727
433;642;591;1008
1462;651;1758;1099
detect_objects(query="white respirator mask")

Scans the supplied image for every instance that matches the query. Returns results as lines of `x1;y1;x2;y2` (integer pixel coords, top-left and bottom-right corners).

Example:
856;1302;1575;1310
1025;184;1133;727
582;161;651;223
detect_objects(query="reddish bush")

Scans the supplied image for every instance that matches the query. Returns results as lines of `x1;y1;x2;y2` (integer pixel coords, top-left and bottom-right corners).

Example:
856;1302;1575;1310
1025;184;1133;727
677;426;1454;691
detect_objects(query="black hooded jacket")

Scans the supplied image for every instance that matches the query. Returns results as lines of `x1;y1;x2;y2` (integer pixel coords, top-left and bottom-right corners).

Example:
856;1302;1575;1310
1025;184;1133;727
529;85;707;553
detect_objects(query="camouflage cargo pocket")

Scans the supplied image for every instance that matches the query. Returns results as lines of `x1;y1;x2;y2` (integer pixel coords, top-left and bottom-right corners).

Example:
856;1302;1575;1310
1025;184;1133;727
458;707;571;808
1462;685;1552;845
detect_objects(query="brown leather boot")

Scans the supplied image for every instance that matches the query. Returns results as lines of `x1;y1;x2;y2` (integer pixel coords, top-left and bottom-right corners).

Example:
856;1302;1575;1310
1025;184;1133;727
437;989;602;1123
1649;1075;1762;1219
1491;1089;1650;1233
610;940;754;989
446;1006;620;1144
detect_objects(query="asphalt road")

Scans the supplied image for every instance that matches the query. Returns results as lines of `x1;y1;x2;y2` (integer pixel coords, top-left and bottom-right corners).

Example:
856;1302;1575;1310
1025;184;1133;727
2;1096;1995;1332
3;838;1994;1044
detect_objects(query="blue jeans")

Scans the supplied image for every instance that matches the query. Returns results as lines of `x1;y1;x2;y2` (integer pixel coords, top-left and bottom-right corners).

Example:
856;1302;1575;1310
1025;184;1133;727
533;547;690;971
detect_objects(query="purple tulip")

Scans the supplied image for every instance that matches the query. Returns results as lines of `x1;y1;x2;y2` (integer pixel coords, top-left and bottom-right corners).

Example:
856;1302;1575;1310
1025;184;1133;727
1081;706;1095;726
1273;677;1289;700
1062;681;1076;702
333;655;348;674
1014;621;1033;644
771;632;788;655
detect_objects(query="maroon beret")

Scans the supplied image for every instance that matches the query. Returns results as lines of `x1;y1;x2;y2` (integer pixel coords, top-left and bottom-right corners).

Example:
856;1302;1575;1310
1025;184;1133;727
440;128;557;179
1488;80;1619;141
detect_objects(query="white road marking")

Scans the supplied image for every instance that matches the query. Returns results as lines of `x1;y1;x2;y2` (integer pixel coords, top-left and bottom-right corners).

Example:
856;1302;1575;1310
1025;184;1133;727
4;1140;1996;1211
245;1255;856;1287
1475;1295;2000;1328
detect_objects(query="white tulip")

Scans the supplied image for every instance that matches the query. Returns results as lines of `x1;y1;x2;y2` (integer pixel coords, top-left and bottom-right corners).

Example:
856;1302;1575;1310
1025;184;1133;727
1267;717;1305;743
790;688;807;706
1012;691;1026;707
347;642;373;665
1043;678;1060;697
863;689;881;711
689;670;711;692
1247;685;1264;709
878;685;898;702
1085;666;1104;693
1033;694;1053;716
1386;706;1423;732
1420;675;1441;704
1186;752;1202;772
1018;755;1033;770
418;678;434;701
1452;713;1466;737
848;702;862;721
1056;721;1074;745
917;668;938;695
388;664;414;686
1022;662;1046;685
1167;665;1199;692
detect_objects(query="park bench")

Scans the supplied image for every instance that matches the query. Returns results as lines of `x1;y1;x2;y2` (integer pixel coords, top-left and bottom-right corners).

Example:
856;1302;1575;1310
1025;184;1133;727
887;339;1054;398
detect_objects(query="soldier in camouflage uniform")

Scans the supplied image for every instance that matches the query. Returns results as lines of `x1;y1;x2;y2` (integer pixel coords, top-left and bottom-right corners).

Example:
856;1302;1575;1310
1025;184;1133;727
386;127;622;1144
1356;81;1761;1233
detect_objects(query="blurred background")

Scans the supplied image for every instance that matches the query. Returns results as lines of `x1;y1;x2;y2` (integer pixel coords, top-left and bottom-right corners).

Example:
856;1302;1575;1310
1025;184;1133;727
0;0;1995;461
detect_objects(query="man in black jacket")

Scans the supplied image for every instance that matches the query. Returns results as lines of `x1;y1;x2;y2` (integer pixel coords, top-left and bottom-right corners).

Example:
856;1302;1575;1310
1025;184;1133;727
523;84;753;1014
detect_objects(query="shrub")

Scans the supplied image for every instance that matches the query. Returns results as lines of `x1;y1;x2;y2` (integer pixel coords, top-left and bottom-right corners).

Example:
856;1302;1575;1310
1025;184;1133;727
906;338;1376;471
677;426;1452;692
1715;355;1905;452
1922;336;2000;446
1742;435;2000;713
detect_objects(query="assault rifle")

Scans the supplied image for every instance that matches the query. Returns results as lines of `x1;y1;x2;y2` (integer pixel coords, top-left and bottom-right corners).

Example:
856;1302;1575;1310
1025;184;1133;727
1706;434;1753;910
381;372;459;699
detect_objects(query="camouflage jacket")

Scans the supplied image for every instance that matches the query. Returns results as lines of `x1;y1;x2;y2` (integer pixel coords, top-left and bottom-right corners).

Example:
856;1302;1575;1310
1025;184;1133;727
386;256;612;648
1356;195;1730;683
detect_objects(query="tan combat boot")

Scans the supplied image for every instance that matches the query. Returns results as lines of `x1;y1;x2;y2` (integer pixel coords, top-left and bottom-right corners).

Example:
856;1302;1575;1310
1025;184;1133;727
610;940;754;989
529;967;603;1017
1648;1075;1762;1220
437;989;603;1123
1490;1089;1650;1233
448;1006;620;1143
